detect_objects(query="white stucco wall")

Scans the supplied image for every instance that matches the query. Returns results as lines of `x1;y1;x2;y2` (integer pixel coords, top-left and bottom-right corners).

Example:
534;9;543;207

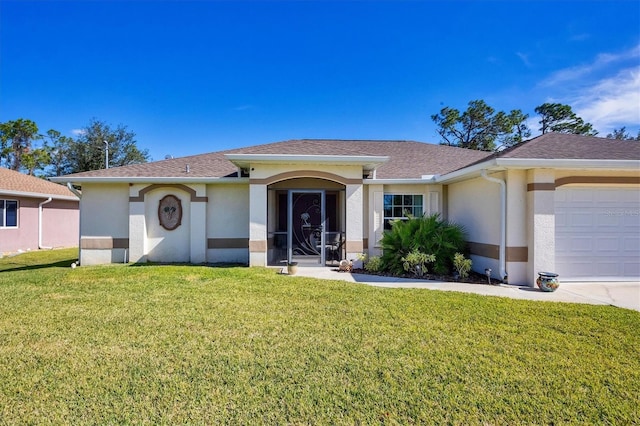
144;188;191;263
249;184;267;266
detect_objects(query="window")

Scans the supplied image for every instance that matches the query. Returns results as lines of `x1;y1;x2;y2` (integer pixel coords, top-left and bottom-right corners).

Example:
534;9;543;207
0;200;18;228
383;194;423;230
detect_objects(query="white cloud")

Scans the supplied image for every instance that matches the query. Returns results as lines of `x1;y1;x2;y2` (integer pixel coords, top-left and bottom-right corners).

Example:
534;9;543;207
573;68;640;133
539;44;640;87
70;129;86;136
536;44;640;133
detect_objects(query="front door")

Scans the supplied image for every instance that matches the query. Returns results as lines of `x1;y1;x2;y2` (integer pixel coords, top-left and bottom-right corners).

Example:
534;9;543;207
289;191;325;265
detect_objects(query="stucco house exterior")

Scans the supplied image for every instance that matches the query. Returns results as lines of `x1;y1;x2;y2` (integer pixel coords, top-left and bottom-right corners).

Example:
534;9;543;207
51;133;640;286
0;168;80;255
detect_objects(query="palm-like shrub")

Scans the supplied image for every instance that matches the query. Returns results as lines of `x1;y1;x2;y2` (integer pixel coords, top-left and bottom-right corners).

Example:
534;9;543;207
380;214;467;275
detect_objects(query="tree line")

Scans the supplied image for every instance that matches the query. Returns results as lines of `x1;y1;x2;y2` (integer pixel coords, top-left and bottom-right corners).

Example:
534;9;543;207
432;101;639;151
0;118;150;176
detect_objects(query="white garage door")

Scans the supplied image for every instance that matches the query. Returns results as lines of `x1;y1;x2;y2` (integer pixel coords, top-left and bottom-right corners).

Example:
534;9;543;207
555;187;640;281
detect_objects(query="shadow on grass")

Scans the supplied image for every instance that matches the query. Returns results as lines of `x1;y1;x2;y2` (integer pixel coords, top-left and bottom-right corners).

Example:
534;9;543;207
0;259;77;273
127;262;247;268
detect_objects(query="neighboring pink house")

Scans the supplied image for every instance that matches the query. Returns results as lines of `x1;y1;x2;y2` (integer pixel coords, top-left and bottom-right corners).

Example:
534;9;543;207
0;168;79;254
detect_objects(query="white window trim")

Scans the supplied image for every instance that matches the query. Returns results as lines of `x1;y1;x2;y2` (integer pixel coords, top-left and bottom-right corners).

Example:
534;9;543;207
382;193;424;230
0;199;19;228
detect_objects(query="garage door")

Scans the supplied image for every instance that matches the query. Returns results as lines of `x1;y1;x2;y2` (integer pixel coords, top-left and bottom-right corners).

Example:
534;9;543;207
555;187;640;281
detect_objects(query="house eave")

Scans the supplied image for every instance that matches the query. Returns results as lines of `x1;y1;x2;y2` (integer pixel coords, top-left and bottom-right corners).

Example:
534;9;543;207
364;178;437;185
495;158;640;169
224;154;389;171
436;158;640;184
49;176;250;185
0;189;79;201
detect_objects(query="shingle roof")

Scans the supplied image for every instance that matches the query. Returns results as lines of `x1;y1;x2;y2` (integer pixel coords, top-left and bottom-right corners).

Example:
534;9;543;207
58;139;492;180
56;134;638;182
498;133;640;160
0;168;77;198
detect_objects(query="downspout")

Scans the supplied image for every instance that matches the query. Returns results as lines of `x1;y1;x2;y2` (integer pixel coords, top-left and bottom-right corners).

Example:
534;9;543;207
480;170;507;282
38;197;53;249
67;182;82;265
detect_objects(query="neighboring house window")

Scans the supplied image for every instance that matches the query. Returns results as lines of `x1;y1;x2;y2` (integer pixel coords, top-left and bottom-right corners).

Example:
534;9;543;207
0;200;18;228
383;194;423;230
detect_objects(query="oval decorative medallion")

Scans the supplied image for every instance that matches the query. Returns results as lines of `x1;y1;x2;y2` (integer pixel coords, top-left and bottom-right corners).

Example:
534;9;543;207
158;194;182;230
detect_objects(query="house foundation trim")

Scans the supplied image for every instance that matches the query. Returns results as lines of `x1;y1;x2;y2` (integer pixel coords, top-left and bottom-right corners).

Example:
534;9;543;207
249;240;267;251
468;241;528;262
81;237;130;249
208;238;249;249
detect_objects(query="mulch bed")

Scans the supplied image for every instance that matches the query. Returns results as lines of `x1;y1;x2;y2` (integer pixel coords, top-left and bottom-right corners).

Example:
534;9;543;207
350;268;502;285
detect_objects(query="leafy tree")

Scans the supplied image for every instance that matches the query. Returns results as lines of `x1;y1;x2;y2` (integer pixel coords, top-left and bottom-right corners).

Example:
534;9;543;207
21;147;51;176
43;129;75;176
431;100;530;151
606;126;640;141
0;118;42;171
65;119;150;174
534;103;597;135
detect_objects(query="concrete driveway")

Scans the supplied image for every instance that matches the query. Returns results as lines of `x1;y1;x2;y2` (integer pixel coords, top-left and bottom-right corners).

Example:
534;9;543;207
291;267;640;312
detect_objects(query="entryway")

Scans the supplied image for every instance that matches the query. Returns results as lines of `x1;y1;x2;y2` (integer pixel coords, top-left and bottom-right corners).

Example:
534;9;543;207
267;180;345;267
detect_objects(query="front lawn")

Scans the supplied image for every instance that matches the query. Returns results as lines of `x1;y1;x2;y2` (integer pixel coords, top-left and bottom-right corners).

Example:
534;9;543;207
1;249;639;424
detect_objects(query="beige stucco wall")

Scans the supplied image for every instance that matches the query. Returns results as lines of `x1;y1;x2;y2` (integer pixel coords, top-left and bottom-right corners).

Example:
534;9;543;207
80;183;129;265
81;183;129;237
447;174;502;278
251;164;363;180
364;183;442;257
207;184;249;264
505;169;528;285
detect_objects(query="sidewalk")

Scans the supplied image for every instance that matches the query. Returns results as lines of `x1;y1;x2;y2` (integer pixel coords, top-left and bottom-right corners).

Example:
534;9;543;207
290;267;640;312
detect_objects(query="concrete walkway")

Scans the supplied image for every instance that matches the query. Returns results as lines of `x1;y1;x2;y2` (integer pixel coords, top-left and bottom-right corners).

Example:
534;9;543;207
290;267;640;312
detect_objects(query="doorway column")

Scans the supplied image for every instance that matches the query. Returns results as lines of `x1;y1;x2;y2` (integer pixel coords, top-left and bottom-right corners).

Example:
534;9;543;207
249;183;268;266
345;183;364;266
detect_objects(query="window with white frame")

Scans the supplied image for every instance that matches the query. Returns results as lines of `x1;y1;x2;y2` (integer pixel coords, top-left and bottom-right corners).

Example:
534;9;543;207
0;200;18;228
383;194;423;230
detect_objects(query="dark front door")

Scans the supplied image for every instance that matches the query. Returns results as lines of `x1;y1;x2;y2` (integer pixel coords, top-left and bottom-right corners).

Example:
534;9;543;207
289;191;325;265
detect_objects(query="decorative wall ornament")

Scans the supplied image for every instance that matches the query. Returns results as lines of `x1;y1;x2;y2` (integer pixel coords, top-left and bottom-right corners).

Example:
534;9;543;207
158;194;183;231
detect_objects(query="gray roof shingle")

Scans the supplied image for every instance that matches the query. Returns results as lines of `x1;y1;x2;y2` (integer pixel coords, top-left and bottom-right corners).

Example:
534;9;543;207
498;133;640;160
58;139;492;180
0;168;77;198
56;134;639;182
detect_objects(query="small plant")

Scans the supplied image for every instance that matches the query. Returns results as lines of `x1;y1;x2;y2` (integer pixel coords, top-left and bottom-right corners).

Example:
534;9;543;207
364;256;383;272
401;249;435;277
453;253;472;279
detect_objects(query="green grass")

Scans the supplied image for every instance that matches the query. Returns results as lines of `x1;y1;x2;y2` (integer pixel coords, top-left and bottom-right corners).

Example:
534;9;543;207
1;248;639;424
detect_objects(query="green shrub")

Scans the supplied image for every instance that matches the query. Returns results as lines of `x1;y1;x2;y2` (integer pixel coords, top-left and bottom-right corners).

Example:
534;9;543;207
401;249;435;276
380;213;467;275
453;252;472;279
364;255;383;272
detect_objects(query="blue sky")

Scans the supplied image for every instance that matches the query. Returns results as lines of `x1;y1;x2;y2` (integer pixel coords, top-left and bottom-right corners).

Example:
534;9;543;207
1;1;639;161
